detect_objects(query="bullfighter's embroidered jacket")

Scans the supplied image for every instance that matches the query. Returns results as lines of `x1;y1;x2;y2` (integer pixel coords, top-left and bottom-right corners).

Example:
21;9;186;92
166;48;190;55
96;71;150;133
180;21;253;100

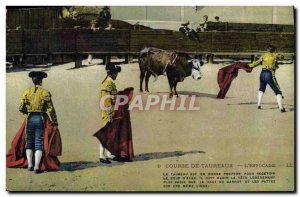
248;52;283;70
100;76;117;126
19;85;58;124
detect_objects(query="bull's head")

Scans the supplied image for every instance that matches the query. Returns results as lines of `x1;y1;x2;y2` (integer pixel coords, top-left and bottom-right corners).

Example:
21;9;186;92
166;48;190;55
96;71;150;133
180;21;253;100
188;59;203;80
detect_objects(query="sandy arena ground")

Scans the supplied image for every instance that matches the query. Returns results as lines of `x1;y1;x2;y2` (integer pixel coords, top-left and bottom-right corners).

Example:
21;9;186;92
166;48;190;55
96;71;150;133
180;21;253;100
6;58;294;191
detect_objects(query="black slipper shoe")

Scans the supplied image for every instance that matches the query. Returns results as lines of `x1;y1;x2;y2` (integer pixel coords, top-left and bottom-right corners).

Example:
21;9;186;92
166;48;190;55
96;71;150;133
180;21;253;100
100;158;111;164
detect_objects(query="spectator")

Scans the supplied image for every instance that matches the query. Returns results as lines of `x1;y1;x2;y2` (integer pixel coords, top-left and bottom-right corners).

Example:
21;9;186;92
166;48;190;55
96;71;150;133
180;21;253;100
62;6;78;20
179;21;192;36
97;6;111;27
61;7;69;18
214;16;221;23
179;22;199;42
197;15;208;32
90;19;99;32
69;7;78;20
105;23;115;30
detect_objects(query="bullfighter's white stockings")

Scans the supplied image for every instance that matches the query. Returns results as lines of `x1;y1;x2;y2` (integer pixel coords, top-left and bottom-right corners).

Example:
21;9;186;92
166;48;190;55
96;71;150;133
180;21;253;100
34;150;43;170
276;94;284;110
26;149;33;168
257;91;263;107
99;143;115;159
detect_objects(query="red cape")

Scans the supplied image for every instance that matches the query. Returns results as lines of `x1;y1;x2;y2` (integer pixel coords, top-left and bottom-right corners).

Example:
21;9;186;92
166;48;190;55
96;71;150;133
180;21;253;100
6;117;62;171
217;62;253;99
93;88;134;160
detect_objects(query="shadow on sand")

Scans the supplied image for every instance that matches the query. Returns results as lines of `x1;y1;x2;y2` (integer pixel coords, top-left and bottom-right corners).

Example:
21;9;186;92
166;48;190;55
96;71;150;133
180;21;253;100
6;67;51;73
66;63;101;70
6;63;69;73
156;91;219;99
66;61;129;70
226;102;294;112
59;150;205;172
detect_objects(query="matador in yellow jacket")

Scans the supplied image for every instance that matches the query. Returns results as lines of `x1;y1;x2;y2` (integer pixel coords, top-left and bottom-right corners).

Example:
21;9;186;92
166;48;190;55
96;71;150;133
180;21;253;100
248;45;285;112
19;71;58;173
98;63;121;164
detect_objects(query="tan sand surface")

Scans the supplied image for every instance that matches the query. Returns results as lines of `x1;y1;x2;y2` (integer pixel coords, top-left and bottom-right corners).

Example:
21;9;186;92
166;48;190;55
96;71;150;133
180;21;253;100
6;59;294;191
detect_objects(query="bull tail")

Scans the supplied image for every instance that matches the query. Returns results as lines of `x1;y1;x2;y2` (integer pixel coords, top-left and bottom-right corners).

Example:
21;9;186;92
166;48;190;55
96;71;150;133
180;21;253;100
139;49;151;70
138;56;142;69
139;51;148;72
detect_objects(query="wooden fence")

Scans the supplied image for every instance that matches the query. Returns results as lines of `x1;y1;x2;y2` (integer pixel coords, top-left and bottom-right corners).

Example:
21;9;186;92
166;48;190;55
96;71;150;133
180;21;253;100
206;22;294;32
6;7;61;29
6;29;295;66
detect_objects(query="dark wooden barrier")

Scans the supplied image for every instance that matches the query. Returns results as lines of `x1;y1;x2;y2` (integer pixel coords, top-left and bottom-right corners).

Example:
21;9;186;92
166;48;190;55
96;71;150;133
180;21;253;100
7;7;60;29
131;30;294;54
130;30;179;51
28;8;60;29
6;30;23;55
49;29;76;53
48;28;76;64
76;29;131;53
56;18;77;28
77;13;97;21
207;22;227;31
6;29;295;66
6;9;29;29
110;20;152;30
207;22;294;32
253;33;294;53
212;32;256;52
75;29;131;67
22;29;49;64
23;29;49;54
75;20;91;28
227;23;294;33
131;31;212;52
212;32;294;53
56;18;90;28
176;32;212;53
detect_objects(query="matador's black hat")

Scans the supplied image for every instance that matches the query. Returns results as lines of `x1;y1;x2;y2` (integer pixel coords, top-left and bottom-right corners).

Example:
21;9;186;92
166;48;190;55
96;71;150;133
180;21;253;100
181;21;190;26
28;71;48;79
105;62;121;73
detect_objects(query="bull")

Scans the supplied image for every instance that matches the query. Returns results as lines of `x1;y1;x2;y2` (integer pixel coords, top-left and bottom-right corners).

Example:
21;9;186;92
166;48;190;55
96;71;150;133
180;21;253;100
139;47;203;97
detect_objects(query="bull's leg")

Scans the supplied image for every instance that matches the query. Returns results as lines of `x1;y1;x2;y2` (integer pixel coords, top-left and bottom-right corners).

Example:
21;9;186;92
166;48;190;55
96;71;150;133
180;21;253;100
174;81;179;97
145;71;152;93
140;70;146;92
167;75;174;98
169;83;174;98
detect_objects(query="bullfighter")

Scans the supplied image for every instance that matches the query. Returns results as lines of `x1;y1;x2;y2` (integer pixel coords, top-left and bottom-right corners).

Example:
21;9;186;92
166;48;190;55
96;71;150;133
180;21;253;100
95;63;134;163
248;45;286;112
7;71;61;174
